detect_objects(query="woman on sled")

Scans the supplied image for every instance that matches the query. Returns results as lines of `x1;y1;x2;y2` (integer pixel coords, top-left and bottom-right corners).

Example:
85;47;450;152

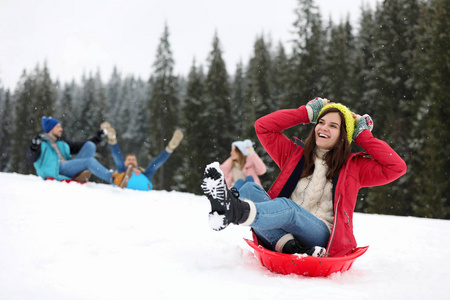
201;98;406;257
219;139;267;190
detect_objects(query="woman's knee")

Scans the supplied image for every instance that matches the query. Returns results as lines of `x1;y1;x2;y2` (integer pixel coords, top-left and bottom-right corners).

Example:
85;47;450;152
239;182;269;202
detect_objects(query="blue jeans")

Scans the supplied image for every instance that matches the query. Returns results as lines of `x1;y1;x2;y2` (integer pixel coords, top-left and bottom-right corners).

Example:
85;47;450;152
238;182;330;251
109;144;171;181
233;175;254;190
59;141;113;183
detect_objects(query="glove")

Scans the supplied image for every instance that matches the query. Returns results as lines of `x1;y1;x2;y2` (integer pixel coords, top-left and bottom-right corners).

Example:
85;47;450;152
306;97;329;123
353;114;374;141
30;135;42;150
31;135;42;146
97;128;107;139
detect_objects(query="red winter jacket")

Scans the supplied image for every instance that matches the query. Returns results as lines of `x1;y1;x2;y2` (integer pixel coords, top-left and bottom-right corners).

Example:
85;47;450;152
254;106;407;257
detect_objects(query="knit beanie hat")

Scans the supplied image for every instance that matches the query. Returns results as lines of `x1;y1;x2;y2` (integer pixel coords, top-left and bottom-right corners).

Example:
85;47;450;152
41;117;60;133
232;139;253;156
318;103;355;144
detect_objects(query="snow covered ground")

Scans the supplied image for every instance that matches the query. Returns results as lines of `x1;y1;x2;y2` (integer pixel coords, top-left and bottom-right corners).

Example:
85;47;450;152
1;172;449;300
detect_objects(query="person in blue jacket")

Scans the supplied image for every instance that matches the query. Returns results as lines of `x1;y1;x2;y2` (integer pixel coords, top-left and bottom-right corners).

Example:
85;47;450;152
101;122;183;190
26;117;115;183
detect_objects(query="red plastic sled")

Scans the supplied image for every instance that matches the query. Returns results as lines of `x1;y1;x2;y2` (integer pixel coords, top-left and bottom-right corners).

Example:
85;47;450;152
45;177;88;184
245;233;368;277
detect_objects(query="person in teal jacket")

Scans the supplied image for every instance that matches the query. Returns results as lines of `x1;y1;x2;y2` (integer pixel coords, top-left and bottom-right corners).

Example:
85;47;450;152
26;117;114;183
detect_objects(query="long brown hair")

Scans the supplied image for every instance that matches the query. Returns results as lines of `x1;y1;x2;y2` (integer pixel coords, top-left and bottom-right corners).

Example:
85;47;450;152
301;108;351;180
233;146;247;169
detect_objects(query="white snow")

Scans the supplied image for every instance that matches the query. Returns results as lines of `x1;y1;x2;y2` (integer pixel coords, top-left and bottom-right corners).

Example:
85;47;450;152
208;211;228;232
1;172;449;300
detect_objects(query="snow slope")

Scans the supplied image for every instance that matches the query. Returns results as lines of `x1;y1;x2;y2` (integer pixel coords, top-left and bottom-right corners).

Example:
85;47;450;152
1;172;449;300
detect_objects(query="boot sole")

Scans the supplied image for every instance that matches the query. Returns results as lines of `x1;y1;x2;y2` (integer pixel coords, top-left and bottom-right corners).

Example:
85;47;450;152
201;162;227;212
202;162;230;230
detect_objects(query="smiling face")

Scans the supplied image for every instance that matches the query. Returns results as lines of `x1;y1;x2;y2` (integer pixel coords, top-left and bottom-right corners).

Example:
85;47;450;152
315;112;342;150
124;154;138;167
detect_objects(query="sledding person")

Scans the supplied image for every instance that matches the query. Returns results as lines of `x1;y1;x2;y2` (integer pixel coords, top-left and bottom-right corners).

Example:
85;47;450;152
27;117;116;183
100;122;184;190
219;139;267;190
201;98;407;257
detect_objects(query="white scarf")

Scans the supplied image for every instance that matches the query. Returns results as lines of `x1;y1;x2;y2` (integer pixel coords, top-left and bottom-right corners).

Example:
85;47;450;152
44;133;66;162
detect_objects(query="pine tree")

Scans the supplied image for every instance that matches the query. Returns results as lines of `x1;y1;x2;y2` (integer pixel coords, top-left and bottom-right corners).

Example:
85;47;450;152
271;42;290;109
105;66;123;124
245;35;280;188
409;0;450;218
353;5;377;115
124;76;149;163
324;19;357;105
204;32;233;162
245;35;274;141
10;71;37;174
56;81;78;138
78;72;106;138
230;62;246;139
288;0;327;104
363;0;421;216
284;0;327;139
182;62;209;193
351;6;378;213
34;62;57;122
147;24;180;190
118;76;135;149
0;89;13;171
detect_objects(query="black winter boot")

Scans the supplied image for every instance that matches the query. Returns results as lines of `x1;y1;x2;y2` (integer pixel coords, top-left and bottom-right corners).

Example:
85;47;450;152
201;162;251;231
282;238;326;257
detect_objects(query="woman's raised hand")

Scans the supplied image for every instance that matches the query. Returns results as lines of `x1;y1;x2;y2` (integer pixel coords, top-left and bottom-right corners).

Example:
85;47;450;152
306;97;331;123
246;145;255;155
353;114;374;141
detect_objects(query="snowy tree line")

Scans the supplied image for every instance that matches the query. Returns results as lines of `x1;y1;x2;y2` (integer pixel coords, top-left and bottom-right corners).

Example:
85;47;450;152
0;0;448;219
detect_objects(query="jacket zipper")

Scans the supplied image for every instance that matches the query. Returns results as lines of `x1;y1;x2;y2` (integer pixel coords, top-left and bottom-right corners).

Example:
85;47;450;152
326;194;340;255
326;154;358;255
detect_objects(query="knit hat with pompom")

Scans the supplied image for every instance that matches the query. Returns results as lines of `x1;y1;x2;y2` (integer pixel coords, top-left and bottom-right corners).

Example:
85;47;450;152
41;117;60;133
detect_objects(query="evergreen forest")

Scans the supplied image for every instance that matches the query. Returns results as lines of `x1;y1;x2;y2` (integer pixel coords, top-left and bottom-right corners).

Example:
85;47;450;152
0;0;448;219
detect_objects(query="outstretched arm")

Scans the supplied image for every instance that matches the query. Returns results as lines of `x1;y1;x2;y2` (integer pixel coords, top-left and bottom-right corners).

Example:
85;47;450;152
63;129;105;155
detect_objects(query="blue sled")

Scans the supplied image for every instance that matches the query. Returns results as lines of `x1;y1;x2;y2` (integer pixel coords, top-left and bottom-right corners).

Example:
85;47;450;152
114;173;153;191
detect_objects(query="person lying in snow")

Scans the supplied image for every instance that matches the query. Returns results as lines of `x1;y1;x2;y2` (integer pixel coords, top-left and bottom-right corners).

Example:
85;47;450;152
26;117;114;183
201;98;406;257
101;122;183;191
219;139;267;190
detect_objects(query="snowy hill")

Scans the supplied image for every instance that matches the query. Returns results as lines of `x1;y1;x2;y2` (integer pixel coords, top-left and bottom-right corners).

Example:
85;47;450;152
1;172;449;300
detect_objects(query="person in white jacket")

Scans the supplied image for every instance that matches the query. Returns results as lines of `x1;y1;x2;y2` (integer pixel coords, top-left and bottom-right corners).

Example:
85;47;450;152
220;139;267;190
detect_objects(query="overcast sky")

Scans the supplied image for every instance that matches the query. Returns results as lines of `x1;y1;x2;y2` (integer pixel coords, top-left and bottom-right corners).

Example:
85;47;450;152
0;0;379;91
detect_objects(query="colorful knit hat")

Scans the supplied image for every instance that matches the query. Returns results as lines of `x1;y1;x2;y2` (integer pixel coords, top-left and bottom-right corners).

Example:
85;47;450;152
41;117;60;133
318;103;355;144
